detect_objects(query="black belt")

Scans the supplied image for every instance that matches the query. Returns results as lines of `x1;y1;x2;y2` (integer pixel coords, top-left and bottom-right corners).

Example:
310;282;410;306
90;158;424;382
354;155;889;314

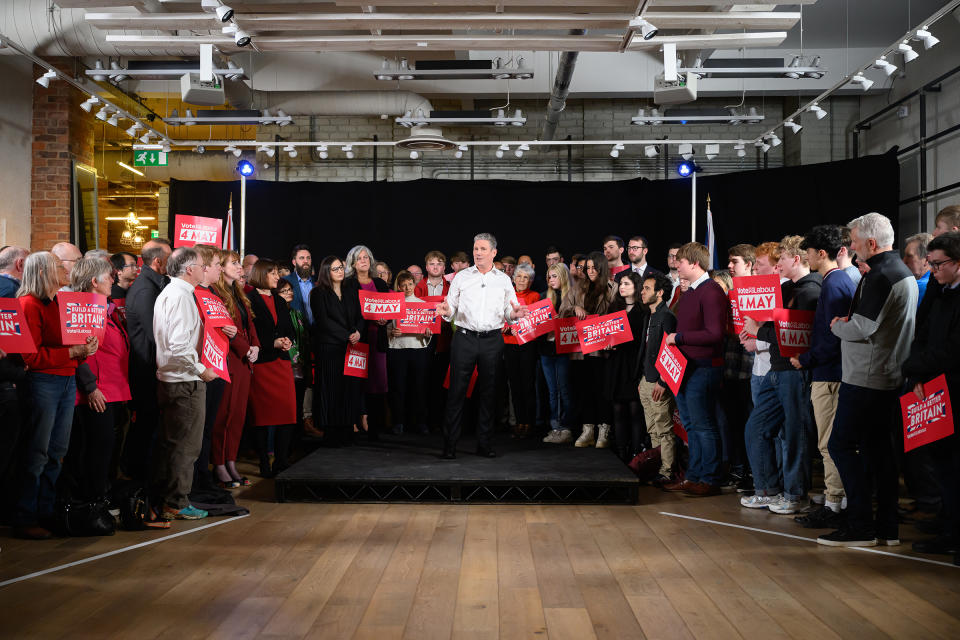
458;327;501;339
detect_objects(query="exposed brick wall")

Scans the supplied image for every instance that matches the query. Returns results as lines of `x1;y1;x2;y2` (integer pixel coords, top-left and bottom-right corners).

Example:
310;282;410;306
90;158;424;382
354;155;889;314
30;59;93;250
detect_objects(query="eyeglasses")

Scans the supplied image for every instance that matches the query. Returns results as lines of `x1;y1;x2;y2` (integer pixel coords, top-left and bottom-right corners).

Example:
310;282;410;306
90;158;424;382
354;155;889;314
929;258;956;271
330;265;345;272
574;265;584;270
628;245;646;251
121;263;138;270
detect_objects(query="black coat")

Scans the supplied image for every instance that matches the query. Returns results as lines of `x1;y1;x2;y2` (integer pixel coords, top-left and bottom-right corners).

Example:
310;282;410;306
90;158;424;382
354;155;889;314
248;289;295;364
636;302;678;386
605;303;648;401
310;282;365;348
125;266;168;396
903;282;960;397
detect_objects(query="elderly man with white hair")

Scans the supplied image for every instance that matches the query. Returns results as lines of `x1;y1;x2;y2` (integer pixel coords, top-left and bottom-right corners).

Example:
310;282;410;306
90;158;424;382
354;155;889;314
0;245;29;297
818;212;918;549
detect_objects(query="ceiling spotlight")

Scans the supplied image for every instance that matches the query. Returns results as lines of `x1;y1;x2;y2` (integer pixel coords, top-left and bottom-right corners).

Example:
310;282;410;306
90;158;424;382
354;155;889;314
80;96;99;112
96;107;110;121
109;61;129;82
734;141;746;158
125;123;141;137
636;19;658;40
898;41;919;63
809;103;827;120
139;132;152;144
512;109;524;125
768;133;781;147
516;58;533;79
454;144;468;159
398;58;414;80
342;145;354;159
283;144;297;158
728;108;743;126
678;143;693;160
609;143;624;159
756;140;770;153
705;144;719;160
914;28;939;50
224;59;242;81
216;4;234;22
195;145;205;154
495;143;509;159
107;113;120;127
277;110;292;126
784;55;802;79
515;143;530;158
234;28;251;47
264;145;276;158
746;106;763;124
409;150;419;160
650;108;663;125
874;57;897;77
634;108;647;125
183;109;197;126
35;69;57;88
376;58;392;81
785;119;802;134
493;108;507;126
852;74;874;91
161;143;171;153
91;59;107;82
805;56;824;79
316;145;327;159
644;145;658;158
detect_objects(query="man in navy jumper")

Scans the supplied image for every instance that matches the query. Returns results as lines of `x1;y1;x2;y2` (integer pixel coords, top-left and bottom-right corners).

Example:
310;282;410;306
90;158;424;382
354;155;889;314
790;226;857;528
662;242;728;497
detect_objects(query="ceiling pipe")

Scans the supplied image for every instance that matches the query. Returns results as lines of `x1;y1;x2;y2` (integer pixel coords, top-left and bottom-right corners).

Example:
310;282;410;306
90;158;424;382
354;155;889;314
223;81;433;118
542;29;586;141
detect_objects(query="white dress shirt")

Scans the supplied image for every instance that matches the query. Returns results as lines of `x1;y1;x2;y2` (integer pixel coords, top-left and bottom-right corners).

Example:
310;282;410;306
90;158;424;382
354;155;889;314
154;277;206;383
388;295;433;349
443;265;519;332
424;278;445;297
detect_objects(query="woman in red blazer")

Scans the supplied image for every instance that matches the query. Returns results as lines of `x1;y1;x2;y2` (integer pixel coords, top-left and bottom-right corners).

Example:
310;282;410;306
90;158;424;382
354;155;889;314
504;263;541;438
15;252;98;539
212;250;260;485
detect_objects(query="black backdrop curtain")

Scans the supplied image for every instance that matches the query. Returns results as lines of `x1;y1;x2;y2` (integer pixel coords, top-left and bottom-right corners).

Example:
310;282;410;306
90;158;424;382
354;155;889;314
169;149;899;273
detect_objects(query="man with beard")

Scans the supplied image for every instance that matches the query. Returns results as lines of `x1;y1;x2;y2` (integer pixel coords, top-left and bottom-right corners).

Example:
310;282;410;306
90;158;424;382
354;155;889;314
283;244;315;324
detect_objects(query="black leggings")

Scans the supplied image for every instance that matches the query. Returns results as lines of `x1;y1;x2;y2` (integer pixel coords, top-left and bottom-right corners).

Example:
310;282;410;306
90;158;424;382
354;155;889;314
613;400;644;462
254;425;295;472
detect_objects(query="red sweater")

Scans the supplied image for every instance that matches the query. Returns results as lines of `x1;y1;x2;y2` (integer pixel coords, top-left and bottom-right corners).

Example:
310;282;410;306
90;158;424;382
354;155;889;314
674;278;727;365
415;277;453;352
503;289;540;345
20;294;79;376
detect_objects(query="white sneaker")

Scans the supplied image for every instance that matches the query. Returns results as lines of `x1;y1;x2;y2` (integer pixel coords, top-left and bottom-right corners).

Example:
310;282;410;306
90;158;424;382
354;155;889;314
595;424;611;448
575;424;596;447
768;496;804;515
740;493;782;509
542;430;560;443
556;429;573;444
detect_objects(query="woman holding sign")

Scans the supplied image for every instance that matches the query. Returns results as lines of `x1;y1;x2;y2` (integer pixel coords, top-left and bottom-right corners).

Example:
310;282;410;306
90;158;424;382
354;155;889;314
504;264;541;438
311;256;364;447
571;252;615;449
14;252;98;540
540;264;576;444
605;272;648;462
386;270;433;435
247;259;297;477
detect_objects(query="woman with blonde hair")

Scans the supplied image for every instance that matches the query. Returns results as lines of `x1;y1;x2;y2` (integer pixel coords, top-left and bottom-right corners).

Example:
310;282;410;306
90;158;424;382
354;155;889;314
14;252;98;539
211;250;260;486
540;263;576;444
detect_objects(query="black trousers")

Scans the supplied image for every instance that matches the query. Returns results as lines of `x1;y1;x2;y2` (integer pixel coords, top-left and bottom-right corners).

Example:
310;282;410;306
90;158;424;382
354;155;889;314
64;402;123;500
444;330;502;451
504;343;538;425
193;377;225;488
388;347;430;427
122;378;159;484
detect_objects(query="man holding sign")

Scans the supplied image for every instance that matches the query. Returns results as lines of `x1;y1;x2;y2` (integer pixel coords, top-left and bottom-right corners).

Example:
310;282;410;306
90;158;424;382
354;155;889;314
741;236;821;515
663;242;728;496
902;231;960;557
436;233;528;459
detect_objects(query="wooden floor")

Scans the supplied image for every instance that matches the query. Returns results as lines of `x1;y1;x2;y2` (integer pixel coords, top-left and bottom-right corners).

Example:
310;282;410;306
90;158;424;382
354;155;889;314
2;472;959;639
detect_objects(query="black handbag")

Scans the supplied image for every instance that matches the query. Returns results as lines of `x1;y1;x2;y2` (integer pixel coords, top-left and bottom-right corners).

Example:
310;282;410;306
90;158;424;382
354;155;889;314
55;498;116;537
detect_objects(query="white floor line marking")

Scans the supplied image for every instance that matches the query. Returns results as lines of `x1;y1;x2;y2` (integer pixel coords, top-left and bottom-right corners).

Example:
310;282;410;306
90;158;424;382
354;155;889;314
0;514;250;589
658;511;959;569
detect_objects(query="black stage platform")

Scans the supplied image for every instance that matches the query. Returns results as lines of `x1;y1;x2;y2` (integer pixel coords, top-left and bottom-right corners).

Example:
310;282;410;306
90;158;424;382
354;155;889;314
275;434;640;504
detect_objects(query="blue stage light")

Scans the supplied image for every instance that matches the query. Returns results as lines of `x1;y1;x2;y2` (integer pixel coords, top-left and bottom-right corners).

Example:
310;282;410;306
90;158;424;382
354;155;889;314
677;161;694;177
236;159;255;177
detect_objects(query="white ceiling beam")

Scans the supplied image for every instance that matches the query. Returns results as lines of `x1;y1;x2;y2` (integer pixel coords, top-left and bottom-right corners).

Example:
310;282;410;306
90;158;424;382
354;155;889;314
649;0;815;5
627;31;787;51
641;11;800;30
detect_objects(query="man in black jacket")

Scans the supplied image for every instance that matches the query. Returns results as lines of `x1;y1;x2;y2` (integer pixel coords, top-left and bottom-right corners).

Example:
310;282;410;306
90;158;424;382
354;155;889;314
741;236;822;515
636;272;678;485
121;238;171;482
902;231;960;559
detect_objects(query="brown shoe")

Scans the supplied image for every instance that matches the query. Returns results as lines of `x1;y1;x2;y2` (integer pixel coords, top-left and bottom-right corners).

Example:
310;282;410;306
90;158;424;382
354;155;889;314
14;525;54;540
662;480;692;492
684;482;721;497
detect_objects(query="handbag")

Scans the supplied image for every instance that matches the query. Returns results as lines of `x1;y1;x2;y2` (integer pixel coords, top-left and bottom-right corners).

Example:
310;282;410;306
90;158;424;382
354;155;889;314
55;497;116;537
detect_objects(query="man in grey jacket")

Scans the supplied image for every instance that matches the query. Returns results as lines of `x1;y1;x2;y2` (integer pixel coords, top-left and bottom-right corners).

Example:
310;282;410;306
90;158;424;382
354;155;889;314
818;213;918;548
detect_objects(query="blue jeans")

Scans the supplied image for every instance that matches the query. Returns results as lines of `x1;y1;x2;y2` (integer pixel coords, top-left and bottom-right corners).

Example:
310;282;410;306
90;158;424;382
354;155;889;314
540;353;571;430
16;372;76;525
676;366;722;485
744;369;811;500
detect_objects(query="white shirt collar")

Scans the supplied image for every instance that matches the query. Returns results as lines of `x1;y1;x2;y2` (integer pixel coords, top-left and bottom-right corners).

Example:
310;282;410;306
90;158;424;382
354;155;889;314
689;271;711;290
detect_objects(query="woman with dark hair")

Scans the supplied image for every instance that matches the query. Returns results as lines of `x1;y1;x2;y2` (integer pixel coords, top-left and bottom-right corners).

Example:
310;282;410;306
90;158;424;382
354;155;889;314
211;250;259;486
605;271;648;461
311;255;364;447
15;252;98;539
504;263;540;438
572;251;615;449
247;259;297;477
344;244;390;439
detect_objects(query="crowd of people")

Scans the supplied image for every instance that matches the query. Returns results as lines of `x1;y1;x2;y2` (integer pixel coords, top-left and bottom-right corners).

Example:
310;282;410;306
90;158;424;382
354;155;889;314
0;205;958;561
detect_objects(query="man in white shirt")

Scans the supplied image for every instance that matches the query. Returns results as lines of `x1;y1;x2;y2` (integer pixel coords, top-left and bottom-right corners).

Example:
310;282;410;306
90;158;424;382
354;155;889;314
152;247;218;521
437;233;528;459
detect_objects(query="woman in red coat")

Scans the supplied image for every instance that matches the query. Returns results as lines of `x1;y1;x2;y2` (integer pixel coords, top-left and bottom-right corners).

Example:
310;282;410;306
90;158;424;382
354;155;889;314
211;250;260;486
503;263;541;438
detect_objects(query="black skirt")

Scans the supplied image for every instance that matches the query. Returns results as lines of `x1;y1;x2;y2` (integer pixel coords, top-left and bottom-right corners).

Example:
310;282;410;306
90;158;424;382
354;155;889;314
313;343;362;430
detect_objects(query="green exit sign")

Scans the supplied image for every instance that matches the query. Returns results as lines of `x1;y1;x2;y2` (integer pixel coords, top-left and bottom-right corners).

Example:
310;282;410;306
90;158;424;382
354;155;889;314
151;229;160;238
134;150;168;167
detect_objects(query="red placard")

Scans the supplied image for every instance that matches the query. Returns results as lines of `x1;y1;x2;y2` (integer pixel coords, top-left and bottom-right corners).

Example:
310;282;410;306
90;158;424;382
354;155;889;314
671;409;688;444
200;325;231;383
610;264;630;280
772;309;815;358
512;298;556;345
729;291;745;336
194;287;234;328
654;333;688;396
553;315;597;354
576;310;634;355
174;214;222;248
344;342;369;378
733;274;783;321
359;291;405;320
58;292;108;345
0;298;37;354
443;365;478;398
110;298;127;325
900;375;954;452
398;301;441;334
